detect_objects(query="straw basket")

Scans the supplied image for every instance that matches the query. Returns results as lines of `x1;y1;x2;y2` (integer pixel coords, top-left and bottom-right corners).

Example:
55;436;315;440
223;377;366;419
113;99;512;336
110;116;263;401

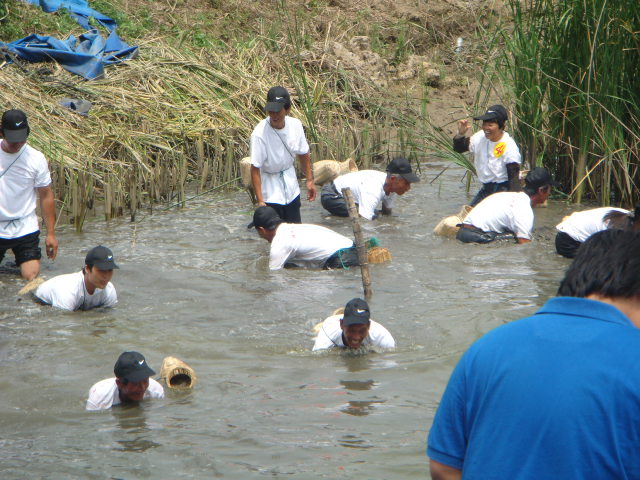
313;158;357;186
367;246;391;263
433;205;473;238
159;356;197;389
313;307;345;333
17;277;45;295
239;157;252;188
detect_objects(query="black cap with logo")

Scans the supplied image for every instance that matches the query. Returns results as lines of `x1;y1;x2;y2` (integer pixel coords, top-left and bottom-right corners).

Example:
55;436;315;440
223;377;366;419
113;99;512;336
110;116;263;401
85;245;119;270
1;109;30;143
386;157;420;183
265;86;291;113
473;104;508;124
341;298;371;326
247;206;283;230
114;351;155;382
524;167;560;191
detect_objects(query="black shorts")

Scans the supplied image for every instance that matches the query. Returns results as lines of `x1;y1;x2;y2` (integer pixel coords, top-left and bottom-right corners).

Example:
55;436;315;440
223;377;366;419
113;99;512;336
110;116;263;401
321;183;350;217
0;230;42;265
323;245;360;269
266;196;302;224
456;225;498;244
555;231;581;258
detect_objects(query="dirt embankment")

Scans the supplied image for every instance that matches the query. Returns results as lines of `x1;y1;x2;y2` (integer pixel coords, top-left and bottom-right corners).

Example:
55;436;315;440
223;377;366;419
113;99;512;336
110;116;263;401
145;0;504;131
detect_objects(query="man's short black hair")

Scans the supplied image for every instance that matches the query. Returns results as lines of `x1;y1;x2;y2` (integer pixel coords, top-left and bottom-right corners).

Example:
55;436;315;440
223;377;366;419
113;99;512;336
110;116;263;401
557;229;640;298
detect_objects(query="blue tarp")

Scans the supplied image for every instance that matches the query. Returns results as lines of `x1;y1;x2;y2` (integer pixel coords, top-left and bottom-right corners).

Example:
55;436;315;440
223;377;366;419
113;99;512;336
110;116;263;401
0;0;138;80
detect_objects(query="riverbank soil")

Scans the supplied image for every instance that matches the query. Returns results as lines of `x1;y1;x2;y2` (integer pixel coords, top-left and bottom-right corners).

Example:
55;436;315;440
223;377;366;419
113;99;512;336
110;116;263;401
130;0;508;131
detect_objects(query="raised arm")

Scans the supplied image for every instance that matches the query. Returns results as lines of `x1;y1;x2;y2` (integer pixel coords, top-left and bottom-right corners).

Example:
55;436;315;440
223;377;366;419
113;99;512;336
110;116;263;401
453;119;471;153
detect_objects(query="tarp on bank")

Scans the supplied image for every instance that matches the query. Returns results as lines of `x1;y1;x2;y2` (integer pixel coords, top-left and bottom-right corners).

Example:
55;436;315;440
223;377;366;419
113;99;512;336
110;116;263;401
0;0;138;80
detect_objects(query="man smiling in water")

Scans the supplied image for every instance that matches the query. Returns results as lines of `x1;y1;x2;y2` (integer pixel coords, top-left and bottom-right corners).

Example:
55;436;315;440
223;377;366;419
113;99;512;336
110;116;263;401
35;245;118;311
313;298;395;351
86;351;164;411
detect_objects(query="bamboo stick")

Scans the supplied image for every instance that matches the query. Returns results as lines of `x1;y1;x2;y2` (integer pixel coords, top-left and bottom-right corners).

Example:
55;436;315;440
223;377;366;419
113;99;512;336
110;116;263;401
341;187;372;298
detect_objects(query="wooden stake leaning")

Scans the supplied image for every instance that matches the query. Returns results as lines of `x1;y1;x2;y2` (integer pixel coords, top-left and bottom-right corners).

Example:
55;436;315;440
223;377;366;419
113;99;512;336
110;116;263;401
341;187;372;298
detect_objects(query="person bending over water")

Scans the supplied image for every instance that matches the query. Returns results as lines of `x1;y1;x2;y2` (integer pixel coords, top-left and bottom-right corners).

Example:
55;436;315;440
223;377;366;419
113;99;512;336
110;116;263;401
249;206;361;270
35;245;118;311
456;167;557;244
320;157;419;220
555;205;640;258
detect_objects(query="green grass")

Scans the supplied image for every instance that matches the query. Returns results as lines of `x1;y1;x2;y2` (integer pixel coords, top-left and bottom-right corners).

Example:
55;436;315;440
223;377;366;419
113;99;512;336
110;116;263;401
0;2;80;41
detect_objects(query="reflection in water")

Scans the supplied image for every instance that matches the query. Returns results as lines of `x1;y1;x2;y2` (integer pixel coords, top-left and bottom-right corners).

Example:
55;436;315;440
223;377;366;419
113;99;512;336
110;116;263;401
111;407;161;453
341;354;373;373
340;379;376;391
339;433;373;448
341;399;386;416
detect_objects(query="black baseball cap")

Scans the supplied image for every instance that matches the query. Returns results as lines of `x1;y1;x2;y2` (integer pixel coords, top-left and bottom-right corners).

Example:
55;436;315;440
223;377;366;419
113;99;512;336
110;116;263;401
1;109;30;143
247;206;283;230
525;167;560;190
473;104;508;124
114;351;155;382
341;298;371;326
265;86;290;113
386;157;420;183
85;245;119;270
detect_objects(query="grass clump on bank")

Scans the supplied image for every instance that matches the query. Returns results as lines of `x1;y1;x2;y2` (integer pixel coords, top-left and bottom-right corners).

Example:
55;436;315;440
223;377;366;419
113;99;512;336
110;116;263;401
489;0;639;206
0;0;488;230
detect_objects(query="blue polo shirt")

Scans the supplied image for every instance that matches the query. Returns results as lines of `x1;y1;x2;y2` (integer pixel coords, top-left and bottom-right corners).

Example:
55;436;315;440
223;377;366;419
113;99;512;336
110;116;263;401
427;297;640;479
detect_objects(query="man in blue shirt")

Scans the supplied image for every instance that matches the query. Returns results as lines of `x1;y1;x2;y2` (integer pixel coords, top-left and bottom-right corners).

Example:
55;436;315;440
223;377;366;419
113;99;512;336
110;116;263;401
427;229;640;479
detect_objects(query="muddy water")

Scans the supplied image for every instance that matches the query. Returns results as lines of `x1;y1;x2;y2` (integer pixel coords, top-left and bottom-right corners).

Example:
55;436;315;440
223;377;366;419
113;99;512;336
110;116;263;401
0;163;578;479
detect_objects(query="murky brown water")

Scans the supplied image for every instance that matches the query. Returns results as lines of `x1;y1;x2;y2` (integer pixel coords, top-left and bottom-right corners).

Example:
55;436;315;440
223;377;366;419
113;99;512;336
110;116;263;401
0;162;579;479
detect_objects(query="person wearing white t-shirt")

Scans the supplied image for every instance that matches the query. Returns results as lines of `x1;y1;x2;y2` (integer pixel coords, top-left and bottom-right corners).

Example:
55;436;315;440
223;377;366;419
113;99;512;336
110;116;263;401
86;351;164;411
457;167;557;244
35;245;118;311
453;104;522;206
555;206;639;258
313;298;395;351
0;109;58;280
321;157;420;220
249;205;359;270
250;86;316;224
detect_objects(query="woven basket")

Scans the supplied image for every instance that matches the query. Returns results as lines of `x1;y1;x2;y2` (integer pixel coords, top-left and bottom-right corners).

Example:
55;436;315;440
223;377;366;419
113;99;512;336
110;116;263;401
367;246;391;264
313;158;357;185
18;277;45;295
313;307;344;333
433;205;473;238
160;356;197;389
239;157;252;188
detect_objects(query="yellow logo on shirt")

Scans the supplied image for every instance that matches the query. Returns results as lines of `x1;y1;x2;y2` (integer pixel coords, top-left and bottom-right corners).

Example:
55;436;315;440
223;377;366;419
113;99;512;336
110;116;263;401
493;142;506;157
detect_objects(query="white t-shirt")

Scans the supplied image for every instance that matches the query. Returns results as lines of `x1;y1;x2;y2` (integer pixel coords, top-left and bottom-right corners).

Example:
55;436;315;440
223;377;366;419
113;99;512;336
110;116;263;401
269;223;353;270
250;116;310;205
312;314;396;351
35;271;118;311
86;377;164;411
556;207;628;242
468;130;521;184
0;144;52;238
332;170;396;220
463;191;534;240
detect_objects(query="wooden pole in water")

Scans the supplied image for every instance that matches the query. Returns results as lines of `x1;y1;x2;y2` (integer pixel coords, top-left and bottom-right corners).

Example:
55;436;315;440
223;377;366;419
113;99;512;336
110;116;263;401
341;187;372;298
